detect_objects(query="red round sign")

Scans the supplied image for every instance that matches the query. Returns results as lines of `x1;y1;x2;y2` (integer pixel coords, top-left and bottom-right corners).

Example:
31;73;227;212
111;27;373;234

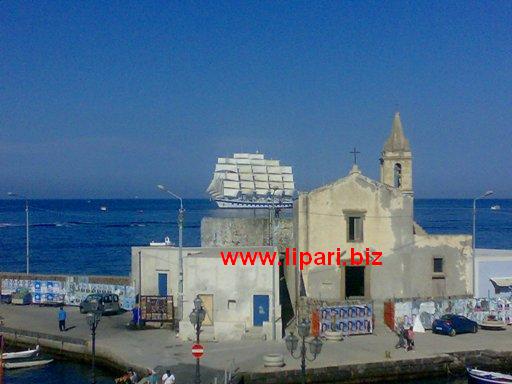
192;343;204;358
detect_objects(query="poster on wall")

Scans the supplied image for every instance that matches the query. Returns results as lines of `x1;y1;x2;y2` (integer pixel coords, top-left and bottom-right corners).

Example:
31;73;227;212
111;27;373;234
1;279;65;304
319;303;373;336
140;295;174;322
64;277;136;310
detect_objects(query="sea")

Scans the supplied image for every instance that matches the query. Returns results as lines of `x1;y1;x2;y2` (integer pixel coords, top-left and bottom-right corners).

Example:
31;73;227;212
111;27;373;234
1;198;511;276
0;198;511;383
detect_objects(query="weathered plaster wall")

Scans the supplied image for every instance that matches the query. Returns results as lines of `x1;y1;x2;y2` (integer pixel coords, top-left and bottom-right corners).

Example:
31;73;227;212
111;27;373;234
179;246;281;341
293;166;472;303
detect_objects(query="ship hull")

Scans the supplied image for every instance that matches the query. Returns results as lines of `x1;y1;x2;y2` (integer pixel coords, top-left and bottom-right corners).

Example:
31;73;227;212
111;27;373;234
215;199;293;209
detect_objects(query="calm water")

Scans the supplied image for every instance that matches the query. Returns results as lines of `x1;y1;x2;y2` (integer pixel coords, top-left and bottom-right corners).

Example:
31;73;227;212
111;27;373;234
3;359;115;383
0;198;511;276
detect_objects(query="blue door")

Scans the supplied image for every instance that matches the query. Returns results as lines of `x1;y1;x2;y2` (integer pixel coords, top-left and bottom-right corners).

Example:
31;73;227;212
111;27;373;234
158;273;168;296
253;295;269;326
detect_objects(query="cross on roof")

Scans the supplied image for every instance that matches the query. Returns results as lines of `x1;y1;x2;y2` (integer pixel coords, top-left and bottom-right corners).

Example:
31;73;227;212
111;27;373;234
350;147;360;164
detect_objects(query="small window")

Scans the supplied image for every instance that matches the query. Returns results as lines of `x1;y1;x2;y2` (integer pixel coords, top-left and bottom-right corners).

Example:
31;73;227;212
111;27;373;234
228;300;237;310
348;216;363;242
433;257;443;273
394;163;402;188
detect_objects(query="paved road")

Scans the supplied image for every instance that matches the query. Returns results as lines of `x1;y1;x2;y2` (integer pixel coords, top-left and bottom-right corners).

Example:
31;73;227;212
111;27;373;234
1;304;511;383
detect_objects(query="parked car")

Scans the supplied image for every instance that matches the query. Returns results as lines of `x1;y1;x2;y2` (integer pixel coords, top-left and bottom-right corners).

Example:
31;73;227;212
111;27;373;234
432;314;478;336
11;289;32;305
79;293;121;315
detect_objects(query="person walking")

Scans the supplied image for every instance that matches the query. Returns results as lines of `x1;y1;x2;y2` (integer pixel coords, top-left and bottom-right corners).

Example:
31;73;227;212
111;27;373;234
406;326;415;351
58;306;67;332
162;369;176;384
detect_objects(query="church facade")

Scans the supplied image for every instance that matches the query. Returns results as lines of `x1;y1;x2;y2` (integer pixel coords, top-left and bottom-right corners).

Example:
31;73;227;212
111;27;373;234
290;113;472;306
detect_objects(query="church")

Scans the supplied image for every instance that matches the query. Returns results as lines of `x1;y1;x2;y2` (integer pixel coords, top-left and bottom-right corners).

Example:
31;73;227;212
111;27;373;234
289;113;472;308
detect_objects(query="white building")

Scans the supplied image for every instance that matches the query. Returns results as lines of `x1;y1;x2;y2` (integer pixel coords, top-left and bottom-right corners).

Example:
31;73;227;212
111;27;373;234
131;245;281;341
475;248;512;298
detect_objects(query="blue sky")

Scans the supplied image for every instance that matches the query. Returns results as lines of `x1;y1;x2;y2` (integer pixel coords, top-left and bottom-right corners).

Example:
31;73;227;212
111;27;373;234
1;1;511;198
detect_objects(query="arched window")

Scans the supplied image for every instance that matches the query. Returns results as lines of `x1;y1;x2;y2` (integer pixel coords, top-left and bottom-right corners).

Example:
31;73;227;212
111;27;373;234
394;163;402;188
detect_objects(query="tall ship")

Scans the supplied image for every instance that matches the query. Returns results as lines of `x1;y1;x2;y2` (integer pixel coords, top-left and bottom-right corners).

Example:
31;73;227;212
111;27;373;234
207;153;295;209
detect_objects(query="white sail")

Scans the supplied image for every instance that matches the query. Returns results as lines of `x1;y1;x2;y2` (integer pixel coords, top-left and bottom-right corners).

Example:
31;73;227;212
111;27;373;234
280;166;292;174
223;188;240;198
268;174;282;182
225;173;239;181
240;181;255;189
284;189;294;197
223;180;240;189
282;174;294;182
254;174;268;181
238;165;252;173
215;164;238;172
255;181;269;189
239;173;254;181
255;189;269;196
252;165;267;174
284;181;295;189
267;166;281;174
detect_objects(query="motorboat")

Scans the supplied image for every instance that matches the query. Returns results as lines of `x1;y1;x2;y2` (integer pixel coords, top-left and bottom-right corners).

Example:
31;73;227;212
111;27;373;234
2;358;53;369
491;205;501;211
100;206;108;212
1;345;39;360
467;367;512;383
480;315;507;330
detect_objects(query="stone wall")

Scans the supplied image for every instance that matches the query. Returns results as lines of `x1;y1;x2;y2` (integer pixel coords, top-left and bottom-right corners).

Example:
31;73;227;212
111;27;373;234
201;217;293;252
240;350;512;384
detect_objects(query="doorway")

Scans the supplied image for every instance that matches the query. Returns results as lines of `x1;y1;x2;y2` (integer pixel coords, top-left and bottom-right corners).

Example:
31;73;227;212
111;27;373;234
158;273;168;296
199;294;214;326
253;295;270;326
345;266;365;298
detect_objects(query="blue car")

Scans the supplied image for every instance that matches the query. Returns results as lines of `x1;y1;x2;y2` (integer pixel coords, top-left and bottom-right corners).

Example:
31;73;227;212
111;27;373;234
432;314;478;336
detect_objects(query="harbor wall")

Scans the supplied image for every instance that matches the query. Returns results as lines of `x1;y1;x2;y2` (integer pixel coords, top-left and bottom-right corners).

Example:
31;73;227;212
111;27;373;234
241;350;512;383
0;272;135;310
385;295;512;330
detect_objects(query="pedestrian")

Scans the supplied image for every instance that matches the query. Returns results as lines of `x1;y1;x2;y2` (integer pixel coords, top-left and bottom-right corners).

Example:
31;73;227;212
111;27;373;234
406;326;415;351
394;323;406;349
162;369;176;384
58;306;67;332
128;368;139;384
147;369;158;384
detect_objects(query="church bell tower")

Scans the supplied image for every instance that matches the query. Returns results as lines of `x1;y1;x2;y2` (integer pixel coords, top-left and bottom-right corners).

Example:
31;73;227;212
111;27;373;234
380;112;413;195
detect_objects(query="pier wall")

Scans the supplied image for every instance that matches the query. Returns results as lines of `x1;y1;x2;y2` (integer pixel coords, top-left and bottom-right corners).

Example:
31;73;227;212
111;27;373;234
0;272;135;309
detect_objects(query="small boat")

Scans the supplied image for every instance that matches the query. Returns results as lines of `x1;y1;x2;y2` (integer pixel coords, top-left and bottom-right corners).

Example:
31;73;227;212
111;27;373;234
480;315;507;330
100;206;108;212
2;358;53;369
1;345;39;360
467;367;512;383
491;205;501;211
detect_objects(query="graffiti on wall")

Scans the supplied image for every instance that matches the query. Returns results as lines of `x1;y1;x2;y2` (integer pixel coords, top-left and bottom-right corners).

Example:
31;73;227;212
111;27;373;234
1;277;135;310
393;296;512;330
319;304;373;336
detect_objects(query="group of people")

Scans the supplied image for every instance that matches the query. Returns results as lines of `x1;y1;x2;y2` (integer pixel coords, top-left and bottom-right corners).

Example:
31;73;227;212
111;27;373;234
115;368;175;384
395;324;415;351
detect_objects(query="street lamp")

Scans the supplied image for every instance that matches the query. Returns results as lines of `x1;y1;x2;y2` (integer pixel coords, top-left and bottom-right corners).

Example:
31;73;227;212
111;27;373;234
7;192;30;274
157;184;185;320
472;190;494;297
189;295;206;384
86;303;104;384
285;319;322;384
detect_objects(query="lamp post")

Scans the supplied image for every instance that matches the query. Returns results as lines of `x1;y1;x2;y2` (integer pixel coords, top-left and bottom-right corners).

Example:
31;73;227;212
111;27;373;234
189;295;206;384
268;186;278;341
7;192;30;274
472;190;493;297
157;184;184;320
285;319;323;384
86;303;103;384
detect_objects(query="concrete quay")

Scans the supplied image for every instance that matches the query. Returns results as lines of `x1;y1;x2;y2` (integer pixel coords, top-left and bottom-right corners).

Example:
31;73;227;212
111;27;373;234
1;304;512;383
